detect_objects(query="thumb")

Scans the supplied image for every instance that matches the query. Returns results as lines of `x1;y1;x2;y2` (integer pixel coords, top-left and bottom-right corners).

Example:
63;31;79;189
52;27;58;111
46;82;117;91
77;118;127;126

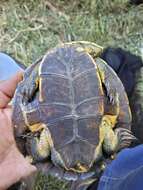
18;156;37;180
0;72;23;98
0;72;23;108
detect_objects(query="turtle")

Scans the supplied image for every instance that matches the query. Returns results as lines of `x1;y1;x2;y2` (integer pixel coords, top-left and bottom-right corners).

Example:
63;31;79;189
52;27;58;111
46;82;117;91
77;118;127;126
12;41;135;190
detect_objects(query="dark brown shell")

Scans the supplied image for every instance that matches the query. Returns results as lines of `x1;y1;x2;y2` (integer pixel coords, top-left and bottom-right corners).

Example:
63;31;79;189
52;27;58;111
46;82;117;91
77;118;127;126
39;45;104;149
13;45;104;150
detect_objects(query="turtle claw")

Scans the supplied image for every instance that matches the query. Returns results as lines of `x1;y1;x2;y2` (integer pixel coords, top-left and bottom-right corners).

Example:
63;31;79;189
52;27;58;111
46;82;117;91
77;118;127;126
121;134;137;141
110;91;119;105
21;81;37;105
106;81;117;105
109;92;115;104
116;128;132;134
115;128;137;151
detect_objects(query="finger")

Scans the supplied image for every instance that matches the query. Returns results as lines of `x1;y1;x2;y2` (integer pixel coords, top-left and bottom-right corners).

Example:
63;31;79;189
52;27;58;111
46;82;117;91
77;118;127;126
23;164;37;176
0;72;23;108
3;107;13;125
0;91;11;108
0;72;23;98
19;159;37;179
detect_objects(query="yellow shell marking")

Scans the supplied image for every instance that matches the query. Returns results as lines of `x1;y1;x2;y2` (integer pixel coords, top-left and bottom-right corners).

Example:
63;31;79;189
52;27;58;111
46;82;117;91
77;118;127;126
65;41;103;57
77;162;88;173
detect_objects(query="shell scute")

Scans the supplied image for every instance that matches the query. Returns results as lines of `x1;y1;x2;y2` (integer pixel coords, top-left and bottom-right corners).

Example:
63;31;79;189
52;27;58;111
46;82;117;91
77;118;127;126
39;76;71;104
39;45;104;144
40;104;71;124
40;50;67;76
73;70;103;104
48;119;74;149
77;118;100;145
76;97;103;117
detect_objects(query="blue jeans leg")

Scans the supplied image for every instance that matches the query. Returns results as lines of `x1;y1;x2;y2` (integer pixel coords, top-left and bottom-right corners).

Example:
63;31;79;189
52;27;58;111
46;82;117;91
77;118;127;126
0;52;24;80
97;145;143;190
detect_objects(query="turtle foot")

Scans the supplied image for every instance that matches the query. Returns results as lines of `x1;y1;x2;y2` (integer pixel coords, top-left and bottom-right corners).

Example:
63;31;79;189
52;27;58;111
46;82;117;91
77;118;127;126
20;80;37;105
109;91;119;111
115;128;137;150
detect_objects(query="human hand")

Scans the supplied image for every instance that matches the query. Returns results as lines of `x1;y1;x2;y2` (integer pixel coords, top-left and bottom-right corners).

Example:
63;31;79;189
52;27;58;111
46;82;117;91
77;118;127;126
0;73;36;190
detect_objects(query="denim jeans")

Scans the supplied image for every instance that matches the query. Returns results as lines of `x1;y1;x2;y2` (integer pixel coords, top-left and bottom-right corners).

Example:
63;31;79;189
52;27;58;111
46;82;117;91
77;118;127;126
0;52;23;80
97;145;143;190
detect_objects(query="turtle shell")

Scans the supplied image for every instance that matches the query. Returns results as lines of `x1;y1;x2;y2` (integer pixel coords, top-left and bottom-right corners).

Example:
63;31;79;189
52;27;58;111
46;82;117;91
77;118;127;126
13;44;105;170
39;45;104;149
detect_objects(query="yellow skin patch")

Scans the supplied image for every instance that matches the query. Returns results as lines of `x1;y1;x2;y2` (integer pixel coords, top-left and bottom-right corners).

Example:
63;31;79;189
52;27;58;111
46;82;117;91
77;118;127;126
28;123;44;132
35;129;51;159
100;116;118;153
99;116;116;142
103;115;117;129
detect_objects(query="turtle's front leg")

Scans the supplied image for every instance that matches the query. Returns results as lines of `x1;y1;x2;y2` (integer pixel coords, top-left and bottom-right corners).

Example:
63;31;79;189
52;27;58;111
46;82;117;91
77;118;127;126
20;65;39;104
96;57;132;131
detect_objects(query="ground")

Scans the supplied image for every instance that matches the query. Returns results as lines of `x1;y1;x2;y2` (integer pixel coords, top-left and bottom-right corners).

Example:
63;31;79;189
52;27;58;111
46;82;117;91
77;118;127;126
0;0;143;189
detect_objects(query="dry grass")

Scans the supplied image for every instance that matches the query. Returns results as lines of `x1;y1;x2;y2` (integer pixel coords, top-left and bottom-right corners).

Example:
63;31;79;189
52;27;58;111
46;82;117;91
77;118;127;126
0;0;143;66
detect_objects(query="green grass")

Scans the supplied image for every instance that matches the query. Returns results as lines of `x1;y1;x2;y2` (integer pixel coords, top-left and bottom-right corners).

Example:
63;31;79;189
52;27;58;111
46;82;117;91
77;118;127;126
0;0;143;66
0;0;143;189
34;173;69;190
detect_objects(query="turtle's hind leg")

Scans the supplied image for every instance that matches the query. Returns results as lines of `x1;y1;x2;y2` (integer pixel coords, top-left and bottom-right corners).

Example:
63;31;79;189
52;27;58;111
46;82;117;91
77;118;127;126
102;116;136;154
27;128;51;162
101;116;118;155
114;127;137;151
